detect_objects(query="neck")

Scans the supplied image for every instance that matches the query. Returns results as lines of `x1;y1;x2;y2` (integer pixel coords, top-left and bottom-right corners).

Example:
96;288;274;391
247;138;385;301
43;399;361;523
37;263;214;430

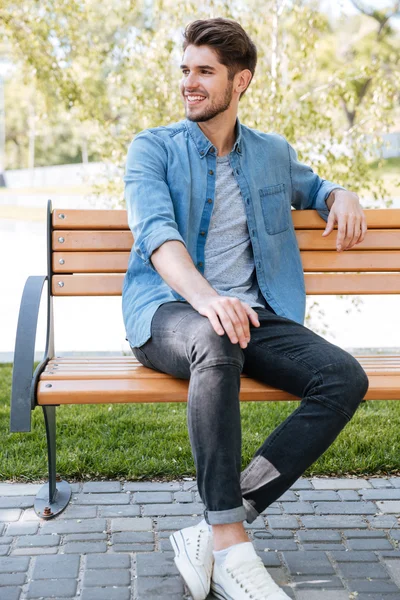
196;111;238;157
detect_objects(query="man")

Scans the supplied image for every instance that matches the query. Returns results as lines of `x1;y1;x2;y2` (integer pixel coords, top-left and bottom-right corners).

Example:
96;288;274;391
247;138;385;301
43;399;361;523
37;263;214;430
122;17;369;600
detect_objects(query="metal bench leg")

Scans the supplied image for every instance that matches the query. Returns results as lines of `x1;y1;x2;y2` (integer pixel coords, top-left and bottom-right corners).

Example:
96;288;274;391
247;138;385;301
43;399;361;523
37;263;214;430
34;406;71;519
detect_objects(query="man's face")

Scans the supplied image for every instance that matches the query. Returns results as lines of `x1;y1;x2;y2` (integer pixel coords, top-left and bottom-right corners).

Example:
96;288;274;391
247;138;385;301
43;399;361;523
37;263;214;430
180;44;234;122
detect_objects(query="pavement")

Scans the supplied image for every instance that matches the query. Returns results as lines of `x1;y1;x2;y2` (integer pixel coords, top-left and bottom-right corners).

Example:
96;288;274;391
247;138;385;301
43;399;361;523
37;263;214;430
0;477;400;600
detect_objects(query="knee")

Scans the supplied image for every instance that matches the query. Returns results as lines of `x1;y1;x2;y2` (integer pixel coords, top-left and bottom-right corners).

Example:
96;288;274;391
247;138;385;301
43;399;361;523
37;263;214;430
191;318;244;369
326;355;369;418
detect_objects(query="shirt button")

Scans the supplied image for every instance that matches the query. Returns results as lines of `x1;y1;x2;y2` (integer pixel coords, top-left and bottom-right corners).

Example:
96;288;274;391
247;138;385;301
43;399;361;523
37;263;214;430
236;169;240;175
198;261;203;267
207;198;212;203
208;169;214;175
200;231;206;236
210;148;215;153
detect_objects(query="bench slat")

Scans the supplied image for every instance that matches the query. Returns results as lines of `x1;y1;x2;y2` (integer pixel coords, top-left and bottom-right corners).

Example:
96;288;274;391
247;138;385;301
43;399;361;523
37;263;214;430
52;250;400;273
52;229;400;252
52;272;400;296
51;209;400;230
36;374;400;404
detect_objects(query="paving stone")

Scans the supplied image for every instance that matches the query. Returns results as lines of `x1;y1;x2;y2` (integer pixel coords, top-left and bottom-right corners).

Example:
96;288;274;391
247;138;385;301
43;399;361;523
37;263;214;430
0;587;21;600
383;559;400;587
257;552;282;567
62;506;98;519
98;506;140;517
173;492;193;503
154;517;200;530
75;493;130;505
281;502;314;514
389;530;400;541
81;588;131;600
301;516;367;528
63;542;107;553
348;578;399;593
0;537;12;545
82;481;122;493
133;491;173;504
377;501;400;513
368;515;400;529
41;518;106;535
389;478;400;488
26;578;77;598
86;553;130;569
314;501;377;514
290;575;344;589
297;491;340;502
0;557;30;573
6;522;39;536
0;545;10;555
0;510;21;522
379;550;400;558
266;516;299;529
360;489;400;500
15;534;60;548
296;530;341;542
111;532;154;544
282;550;335;575
295;591;349;600
142;502;204;516
290;479;313;490
19;510;41;522
63;533;107;542
343;529;388;538
110;517;152;532
311;478;372;490
253;529;294;539
0;572;26;585
276;491;297;501
136;574;184;597
244;516;267;529
0;484;41;497
368;478;394;488
337;561;391;578
0;497;35;509
263;506;282;515
12;547;58;556
32;554;80;579
330;550;379;562
355;595;400;600
302;543;346;551
136;551;178;577
253;538;298;551
83;568;130;586
346;538;394;551
114;543;155;552
124;482;181;491
182;481;197;491
337;490;361;501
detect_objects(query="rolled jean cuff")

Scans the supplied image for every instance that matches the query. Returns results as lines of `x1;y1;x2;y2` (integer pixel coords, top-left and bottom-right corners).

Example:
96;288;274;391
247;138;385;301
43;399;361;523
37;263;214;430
204;504;247;525
243;497;260;524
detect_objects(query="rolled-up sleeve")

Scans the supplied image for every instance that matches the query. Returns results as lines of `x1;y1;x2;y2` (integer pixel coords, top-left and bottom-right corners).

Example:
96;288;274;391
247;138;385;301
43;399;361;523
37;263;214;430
287;141;346;222
123;131;187;272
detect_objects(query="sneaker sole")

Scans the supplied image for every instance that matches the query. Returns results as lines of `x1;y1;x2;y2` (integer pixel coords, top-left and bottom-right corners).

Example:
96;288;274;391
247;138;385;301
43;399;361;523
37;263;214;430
169;530;209;600
211;581;234;600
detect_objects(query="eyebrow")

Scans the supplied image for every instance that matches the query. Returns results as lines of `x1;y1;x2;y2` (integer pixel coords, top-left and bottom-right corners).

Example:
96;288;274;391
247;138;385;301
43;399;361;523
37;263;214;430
179;64;217;71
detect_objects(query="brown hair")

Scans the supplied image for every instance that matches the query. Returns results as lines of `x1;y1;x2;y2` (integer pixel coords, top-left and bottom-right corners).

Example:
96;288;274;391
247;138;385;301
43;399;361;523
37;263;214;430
182;17;257;100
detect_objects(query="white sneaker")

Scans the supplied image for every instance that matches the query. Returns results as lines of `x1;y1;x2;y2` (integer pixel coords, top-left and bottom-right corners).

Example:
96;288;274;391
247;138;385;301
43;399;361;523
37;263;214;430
169;520;214;600
211;542;291;600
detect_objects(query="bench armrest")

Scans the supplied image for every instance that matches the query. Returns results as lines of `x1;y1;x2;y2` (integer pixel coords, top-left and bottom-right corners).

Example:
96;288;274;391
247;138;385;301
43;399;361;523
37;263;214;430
10;275;54;433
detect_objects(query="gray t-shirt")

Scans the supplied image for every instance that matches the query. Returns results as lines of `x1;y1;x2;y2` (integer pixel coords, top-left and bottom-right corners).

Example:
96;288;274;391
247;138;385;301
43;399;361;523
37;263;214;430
203;154;267;309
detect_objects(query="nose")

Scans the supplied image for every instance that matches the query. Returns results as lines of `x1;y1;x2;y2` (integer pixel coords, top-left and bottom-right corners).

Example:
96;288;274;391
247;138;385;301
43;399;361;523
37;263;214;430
184;70;200;90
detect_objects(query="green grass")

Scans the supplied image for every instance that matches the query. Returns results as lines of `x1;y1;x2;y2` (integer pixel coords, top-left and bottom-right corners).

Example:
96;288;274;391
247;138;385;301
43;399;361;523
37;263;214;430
2;363;400;483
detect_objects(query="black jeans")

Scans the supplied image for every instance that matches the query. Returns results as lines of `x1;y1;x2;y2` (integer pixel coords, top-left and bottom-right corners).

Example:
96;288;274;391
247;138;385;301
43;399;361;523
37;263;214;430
131;300;369;525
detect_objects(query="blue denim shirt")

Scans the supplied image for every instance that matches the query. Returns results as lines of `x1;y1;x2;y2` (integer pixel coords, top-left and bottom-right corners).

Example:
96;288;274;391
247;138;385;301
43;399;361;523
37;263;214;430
122;117;344;348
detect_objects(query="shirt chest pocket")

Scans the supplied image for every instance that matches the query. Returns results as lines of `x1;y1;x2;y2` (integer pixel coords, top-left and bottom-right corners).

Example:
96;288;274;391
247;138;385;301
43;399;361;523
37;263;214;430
259;183;289;235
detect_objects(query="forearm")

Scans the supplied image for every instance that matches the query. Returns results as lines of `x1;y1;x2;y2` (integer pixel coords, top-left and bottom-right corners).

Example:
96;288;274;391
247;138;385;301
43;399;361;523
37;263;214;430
150;240;219;308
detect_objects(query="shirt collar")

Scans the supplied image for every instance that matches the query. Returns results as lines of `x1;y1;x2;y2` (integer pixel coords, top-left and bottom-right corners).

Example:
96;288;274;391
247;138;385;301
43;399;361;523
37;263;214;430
184;117;242;158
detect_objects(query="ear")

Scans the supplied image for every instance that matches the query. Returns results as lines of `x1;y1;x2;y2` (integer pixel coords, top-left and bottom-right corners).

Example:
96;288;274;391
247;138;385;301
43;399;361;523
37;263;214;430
236;69;252;95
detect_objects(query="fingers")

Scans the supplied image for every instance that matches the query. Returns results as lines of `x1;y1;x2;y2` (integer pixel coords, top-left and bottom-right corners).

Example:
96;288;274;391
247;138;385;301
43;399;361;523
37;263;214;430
210;298;257;348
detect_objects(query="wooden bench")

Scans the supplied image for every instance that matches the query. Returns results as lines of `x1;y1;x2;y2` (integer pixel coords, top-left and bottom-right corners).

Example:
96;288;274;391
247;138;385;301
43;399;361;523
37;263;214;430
10;200;400;519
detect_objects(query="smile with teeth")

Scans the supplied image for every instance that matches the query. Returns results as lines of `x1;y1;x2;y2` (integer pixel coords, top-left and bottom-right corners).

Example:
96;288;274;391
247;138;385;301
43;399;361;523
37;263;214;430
186;95;206;104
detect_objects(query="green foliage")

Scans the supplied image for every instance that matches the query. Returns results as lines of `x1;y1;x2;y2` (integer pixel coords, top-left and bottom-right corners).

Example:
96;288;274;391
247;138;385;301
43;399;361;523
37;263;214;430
1;0;399;203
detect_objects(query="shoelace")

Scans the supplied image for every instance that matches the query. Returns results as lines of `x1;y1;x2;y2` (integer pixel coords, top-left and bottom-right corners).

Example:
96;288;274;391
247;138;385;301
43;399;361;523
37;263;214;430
225;556;281;599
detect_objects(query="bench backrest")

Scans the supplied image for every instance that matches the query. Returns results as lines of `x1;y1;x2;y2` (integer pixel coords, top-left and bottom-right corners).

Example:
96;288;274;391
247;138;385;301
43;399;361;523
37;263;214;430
49;203;400;297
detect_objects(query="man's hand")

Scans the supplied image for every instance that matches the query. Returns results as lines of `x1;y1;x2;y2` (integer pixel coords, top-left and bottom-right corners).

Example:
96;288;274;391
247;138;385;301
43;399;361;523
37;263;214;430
191;294;260;349
322;189;367;252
